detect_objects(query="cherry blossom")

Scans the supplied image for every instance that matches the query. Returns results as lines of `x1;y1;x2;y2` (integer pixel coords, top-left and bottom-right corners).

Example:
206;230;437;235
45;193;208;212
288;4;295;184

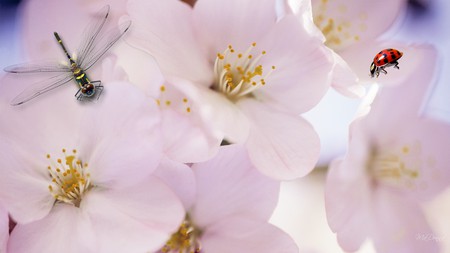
155;145;299;253
325;47;450;253
0;82;184;253
125;0;335;180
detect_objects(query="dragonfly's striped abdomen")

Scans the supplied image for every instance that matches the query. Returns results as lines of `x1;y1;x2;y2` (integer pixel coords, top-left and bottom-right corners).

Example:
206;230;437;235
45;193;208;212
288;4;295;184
54;32;96;97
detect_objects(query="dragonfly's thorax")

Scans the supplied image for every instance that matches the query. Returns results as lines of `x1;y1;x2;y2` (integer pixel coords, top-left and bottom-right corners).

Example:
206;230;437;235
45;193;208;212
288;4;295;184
70;64;95;97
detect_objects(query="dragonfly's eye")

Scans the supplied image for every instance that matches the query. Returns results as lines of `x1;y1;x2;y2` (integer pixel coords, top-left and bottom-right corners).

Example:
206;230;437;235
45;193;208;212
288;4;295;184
82;84;95;97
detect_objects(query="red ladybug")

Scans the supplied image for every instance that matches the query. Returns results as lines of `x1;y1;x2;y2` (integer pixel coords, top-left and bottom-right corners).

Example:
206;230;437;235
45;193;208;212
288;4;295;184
370;48;403;78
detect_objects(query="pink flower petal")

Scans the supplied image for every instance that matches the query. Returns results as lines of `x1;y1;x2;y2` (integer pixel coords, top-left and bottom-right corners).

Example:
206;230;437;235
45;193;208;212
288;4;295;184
193;0;278;53
191;145;280;228
290;0;327;40
312;0;407;51
0;205;8;253
157;81;221;163
161;108;221;163
154;158;197;209
202;217;299;253
8;205;97;253
0;75;82;151
0;140;54;224
330;51;365;98
80;82;163;188
256;14;333;114
83;177;185;253
126;0;212;85
240;99;320;180
371;187;440;253
325;160;372;251
110;44;165;98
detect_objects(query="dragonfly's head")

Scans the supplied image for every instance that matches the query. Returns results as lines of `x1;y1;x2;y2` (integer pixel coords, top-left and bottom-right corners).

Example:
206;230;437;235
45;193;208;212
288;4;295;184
81;83;95;97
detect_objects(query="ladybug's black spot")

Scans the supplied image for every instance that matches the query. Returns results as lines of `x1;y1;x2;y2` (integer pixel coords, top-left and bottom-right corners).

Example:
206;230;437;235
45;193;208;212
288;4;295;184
387;48;393;51
383;58;388;64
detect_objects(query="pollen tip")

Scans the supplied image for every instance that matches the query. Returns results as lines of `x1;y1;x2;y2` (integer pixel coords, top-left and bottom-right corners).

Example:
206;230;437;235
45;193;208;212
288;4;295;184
62;148;66;153
72;149;77;154
252;42;256;46
46;154;51;159
160;85;166;92
186;107;191;113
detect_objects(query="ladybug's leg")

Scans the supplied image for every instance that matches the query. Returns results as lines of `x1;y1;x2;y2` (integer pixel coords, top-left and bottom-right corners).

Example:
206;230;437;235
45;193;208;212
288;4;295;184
379;67;388;75
393;61;400;69
375;68;380;78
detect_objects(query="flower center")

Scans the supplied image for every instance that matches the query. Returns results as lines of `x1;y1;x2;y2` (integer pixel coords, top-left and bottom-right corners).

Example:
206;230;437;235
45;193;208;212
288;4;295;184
313;0;367;49
368;143;433;190
47;148;92;207
158;216;202;253
213;43;275;101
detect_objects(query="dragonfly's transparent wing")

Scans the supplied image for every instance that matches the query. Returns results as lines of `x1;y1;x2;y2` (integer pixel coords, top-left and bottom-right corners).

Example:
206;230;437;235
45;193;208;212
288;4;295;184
10;73;74;106
76;5;110;67
79;21;131;71
4;61;71;73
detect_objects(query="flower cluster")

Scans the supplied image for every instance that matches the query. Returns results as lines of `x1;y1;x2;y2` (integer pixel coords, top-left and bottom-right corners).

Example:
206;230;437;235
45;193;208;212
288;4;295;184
0;0;448;253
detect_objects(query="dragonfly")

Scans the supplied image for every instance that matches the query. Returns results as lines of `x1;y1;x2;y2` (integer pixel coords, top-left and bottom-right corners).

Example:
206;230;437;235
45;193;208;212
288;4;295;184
3;5;131;106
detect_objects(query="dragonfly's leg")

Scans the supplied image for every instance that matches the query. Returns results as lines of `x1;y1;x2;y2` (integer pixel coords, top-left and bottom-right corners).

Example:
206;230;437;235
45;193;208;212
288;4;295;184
91;80;103;100
75;88;83;100
91;80;102;86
